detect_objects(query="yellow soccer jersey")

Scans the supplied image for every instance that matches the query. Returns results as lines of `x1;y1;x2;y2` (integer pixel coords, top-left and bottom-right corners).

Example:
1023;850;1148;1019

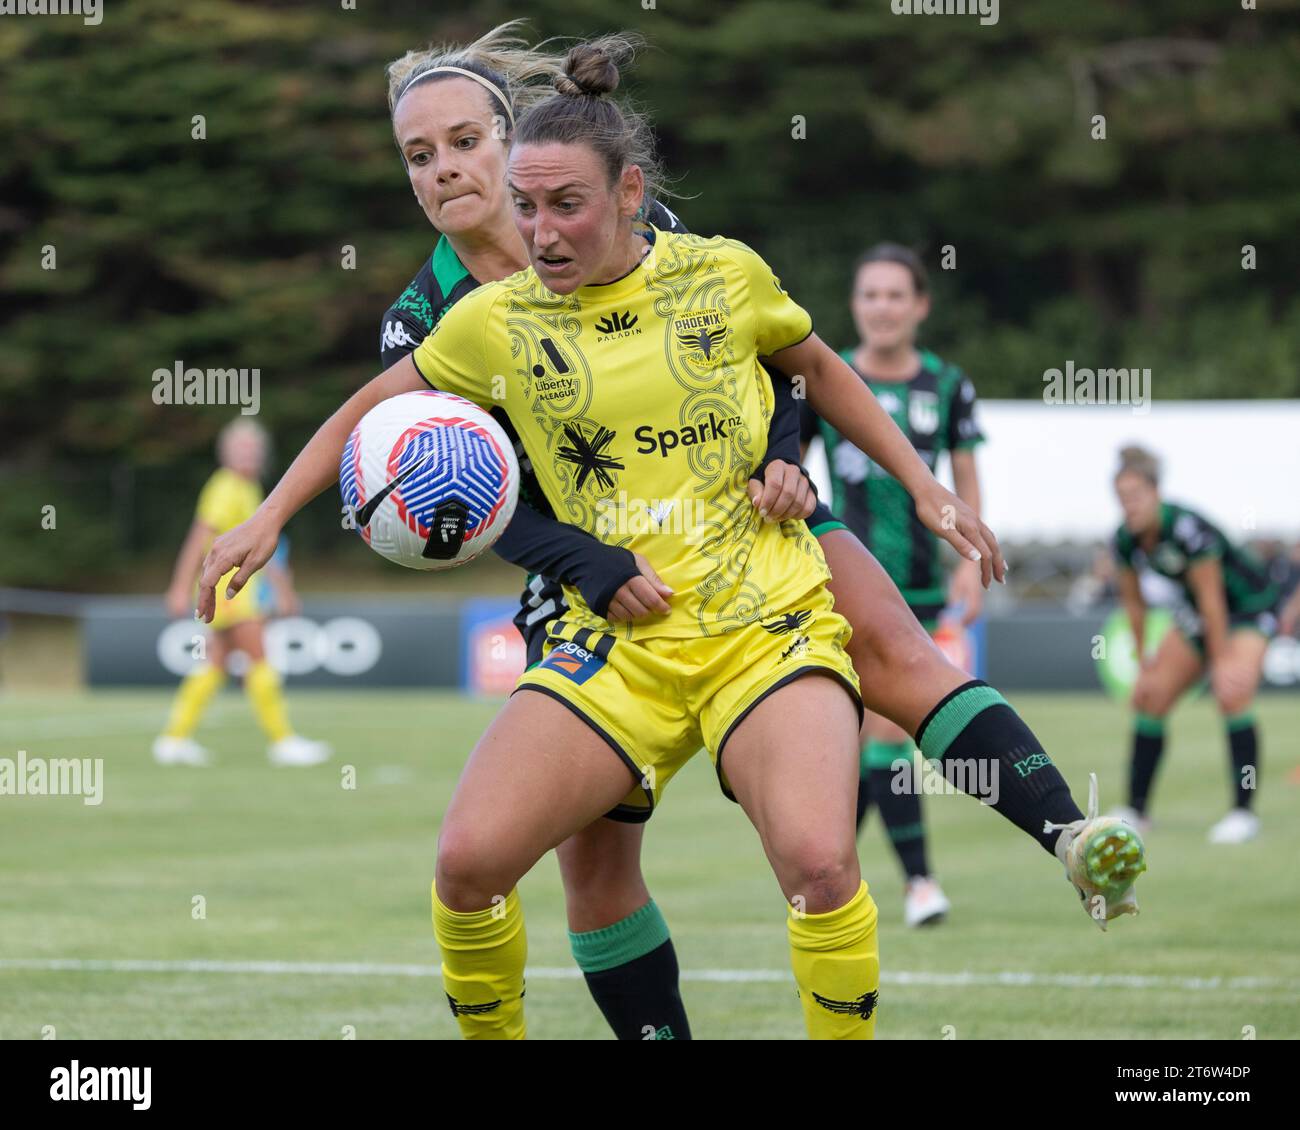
412;228;831;641
195;468;262;535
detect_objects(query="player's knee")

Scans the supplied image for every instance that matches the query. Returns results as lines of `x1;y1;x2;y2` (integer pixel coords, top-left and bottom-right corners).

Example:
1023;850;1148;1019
435;824;511;910
556;835;648;905
1131;680;1171;717
775;838;859;913
1216;690;1254;718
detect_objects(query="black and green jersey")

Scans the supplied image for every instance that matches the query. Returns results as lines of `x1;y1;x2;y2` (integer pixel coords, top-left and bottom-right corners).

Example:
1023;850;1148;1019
1113;502;1278;617
800;349;983;607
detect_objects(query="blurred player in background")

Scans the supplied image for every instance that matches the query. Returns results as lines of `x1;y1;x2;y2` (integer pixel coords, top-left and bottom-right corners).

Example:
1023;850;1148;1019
154;418;330;768
1111;445;1279;842
801;244;983;927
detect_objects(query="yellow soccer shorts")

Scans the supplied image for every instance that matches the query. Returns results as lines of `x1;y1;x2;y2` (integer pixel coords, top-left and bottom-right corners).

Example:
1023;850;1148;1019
516;584;862;822
206;568;262;632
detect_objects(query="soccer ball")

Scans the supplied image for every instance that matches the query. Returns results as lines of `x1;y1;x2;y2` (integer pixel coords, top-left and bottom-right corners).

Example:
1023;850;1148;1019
340;390;519;570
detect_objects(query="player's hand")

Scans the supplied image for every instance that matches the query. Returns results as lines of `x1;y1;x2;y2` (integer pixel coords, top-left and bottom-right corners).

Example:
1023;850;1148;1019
946;558;984;626
196;515;281;624
607;553;674;622
165;584;192;619
1209;662;1251;713
748;461;815;522
915;483;1005;588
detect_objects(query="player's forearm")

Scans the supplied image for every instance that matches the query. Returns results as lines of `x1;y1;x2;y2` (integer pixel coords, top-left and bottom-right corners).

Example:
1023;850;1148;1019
261;359;423;529
169;526;210;591
1123;596;1147;658
782;338;933;498
1197;596;1229;666
1188;561;1229;665
952;451;981;519
1117;569;1146;655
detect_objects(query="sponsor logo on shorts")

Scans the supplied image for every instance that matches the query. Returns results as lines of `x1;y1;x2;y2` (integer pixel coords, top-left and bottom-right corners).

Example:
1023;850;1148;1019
779;634;812;662
812;989;878;1020
762;609;812;635
540;639;606;684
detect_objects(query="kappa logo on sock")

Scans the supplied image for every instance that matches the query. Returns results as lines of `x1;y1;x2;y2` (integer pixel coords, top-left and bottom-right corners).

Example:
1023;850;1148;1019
1011;752;1054;778
812;989;878;1020
446;993;502;1017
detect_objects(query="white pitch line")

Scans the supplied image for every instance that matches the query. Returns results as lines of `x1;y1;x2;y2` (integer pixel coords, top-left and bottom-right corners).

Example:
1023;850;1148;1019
2;959;1298;992
0;709;248;742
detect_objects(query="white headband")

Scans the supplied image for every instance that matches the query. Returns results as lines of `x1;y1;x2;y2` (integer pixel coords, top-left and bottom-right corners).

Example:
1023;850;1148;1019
399;65;515;128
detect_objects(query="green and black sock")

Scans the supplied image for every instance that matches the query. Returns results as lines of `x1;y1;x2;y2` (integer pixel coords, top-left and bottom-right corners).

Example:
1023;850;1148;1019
863;740;929;879
1130;713;1166;815
569;900;691;1041
916;680;1084;855
1226;712;1259;811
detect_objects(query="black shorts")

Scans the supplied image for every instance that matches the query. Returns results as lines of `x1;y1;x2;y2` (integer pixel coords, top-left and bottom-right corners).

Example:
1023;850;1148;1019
1173;602;1280;657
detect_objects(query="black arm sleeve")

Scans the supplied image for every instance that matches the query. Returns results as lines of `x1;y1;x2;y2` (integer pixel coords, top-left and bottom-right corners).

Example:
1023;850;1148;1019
753;363;805;482
492;505;639;618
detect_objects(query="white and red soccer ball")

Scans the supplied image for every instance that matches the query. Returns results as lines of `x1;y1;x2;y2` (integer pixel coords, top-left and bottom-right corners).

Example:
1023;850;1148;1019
341;391;519;570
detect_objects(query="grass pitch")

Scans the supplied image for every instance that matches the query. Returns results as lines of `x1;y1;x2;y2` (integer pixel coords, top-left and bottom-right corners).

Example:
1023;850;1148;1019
2;690;1297;1040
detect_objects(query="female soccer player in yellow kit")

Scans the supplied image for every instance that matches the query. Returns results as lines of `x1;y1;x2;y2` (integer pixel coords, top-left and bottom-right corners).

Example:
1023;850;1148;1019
155;419;329;767
200;36;1146;1038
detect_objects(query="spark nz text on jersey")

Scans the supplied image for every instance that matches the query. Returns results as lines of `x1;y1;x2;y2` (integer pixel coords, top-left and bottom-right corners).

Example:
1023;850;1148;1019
634;413;743;457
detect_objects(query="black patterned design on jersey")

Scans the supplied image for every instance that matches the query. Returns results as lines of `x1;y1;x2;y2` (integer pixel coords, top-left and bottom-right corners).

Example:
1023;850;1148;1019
556;422;623;492
811;989;878;1020
676;325;726;360
762;609;812;635
446;993;501;1017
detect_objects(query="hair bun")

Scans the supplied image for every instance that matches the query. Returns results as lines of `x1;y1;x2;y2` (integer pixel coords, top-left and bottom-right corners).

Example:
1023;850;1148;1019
558;41;623;97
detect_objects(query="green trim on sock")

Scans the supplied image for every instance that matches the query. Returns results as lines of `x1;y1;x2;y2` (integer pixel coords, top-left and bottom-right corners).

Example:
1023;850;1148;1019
1134;713;1166;737
1225;712;1256;733
568;899;671;974
886;821;925;844
864;739;911;772
917;685;1007;761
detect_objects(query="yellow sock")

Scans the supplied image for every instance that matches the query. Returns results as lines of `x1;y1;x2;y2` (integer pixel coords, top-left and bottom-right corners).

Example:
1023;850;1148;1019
163;664;226;738
245;659;292;743
432;884;527;1040
788;880;879;1040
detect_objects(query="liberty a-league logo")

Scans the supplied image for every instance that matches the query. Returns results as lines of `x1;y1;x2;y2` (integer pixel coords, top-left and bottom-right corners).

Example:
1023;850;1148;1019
908;390;939;436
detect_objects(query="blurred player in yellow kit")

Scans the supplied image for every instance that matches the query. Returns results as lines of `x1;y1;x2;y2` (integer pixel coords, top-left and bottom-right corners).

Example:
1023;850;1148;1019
153;419;330;767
